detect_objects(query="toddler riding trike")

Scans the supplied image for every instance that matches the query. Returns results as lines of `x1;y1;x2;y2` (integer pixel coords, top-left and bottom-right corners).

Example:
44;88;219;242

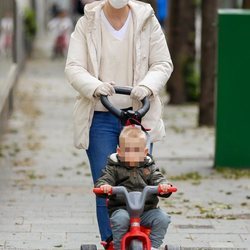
80;87;176;250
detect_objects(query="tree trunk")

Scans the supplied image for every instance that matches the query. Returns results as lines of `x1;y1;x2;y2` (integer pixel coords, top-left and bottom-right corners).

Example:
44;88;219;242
166;0;196;104
243;0;250;8
198;0;218;126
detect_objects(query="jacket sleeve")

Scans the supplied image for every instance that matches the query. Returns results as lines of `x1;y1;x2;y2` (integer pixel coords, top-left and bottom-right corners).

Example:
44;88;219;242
138;15;173;96
94;165;117;187
149;165;168;185
149;165;172;198
65;17;103;99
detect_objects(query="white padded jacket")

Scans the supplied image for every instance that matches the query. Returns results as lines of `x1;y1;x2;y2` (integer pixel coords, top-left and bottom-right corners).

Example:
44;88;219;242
65;0;173;149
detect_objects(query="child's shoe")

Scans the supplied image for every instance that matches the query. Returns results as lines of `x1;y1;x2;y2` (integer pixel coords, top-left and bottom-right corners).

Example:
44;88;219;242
101;235;113;250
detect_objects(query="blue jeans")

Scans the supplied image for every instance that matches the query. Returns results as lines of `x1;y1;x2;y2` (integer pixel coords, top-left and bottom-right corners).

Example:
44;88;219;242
86;111;153;241
110;208;171;249
86;112;123;240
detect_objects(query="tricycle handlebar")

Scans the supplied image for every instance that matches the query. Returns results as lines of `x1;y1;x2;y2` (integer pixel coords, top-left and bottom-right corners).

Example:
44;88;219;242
93;185;177;196
93;185;177;217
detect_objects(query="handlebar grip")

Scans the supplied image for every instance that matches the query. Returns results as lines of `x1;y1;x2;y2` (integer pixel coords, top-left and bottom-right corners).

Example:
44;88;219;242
93;187;113;195
168;187;177;192
158;186;178;194
114;87;132;95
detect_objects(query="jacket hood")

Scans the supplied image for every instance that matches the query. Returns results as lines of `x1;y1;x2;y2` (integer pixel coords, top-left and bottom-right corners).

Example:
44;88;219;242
108;153;154;168
84;0;154;31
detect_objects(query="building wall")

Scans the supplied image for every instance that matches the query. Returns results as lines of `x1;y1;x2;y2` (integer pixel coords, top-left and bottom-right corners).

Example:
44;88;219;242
16;0;32;9
35;0;47;37
0;0;29;138
0;0;14;16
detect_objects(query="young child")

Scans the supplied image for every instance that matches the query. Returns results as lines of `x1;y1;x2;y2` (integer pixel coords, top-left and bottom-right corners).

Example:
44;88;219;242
95;126;173;250
48;9;73;58
0;12;13;57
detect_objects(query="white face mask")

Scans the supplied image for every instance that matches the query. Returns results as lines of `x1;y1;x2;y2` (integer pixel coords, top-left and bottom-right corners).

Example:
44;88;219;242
108;0;129;9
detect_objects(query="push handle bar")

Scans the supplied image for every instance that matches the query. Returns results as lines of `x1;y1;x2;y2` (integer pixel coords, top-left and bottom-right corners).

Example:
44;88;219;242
100;87;150;122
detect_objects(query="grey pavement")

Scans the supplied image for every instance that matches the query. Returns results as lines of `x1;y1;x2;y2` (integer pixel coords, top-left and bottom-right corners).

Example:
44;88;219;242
0;39;249;250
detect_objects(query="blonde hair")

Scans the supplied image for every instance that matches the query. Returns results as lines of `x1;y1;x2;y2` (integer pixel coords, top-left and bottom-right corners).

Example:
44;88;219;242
119;126;147;147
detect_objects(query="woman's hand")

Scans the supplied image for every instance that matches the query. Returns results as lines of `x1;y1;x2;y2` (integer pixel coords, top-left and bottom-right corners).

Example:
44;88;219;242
94;82;115;97
131;86;152;100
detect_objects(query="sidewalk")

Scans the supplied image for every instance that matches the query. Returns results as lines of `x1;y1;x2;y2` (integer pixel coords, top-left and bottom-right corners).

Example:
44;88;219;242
0;44;249;250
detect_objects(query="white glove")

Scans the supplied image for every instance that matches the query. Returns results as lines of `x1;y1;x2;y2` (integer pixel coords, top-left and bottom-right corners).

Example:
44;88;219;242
94;82;115;97
130;86;152;100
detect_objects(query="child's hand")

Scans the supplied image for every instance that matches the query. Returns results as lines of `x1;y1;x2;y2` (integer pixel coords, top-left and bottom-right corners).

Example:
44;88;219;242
100;184;112;194
159;183;172;193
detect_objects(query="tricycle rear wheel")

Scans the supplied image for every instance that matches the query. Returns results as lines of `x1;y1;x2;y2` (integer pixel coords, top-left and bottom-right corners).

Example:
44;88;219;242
165;244;181;250
80;244;97;250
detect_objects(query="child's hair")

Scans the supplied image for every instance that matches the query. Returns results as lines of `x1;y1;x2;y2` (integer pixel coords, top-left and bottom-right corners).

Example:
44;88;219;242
119;125;147;147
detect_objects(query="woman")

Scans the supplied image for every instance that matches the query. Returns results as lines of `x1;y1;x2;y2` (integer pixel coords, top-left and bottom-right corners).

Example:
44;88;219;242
65;0;173;243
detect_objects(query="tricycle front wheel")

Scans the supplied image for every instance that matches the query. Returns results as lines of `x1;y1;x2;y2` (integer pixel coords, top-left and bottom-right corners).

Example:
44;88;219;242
128;239;143;250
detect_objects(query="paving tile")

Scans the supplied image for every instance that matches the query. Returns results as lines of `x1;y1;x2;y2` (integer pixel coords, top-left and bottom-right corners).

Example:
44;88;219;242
0;224;31;233
0;232;41;241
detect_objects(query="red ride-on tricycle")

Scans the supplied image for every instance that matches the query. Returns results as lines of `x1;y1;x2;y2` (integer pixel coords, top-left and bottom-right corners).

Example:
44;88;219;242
80;185;177;250
80;87;177;250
